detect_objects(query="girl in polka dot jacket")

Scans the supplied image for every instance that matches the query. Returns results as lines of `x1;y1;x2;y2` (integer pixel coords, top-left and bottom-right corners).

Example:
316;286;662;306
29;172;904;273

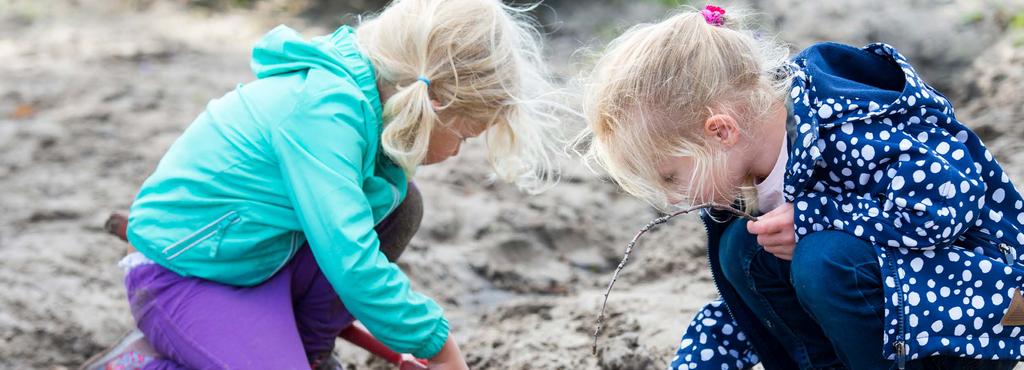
579;5;1024;370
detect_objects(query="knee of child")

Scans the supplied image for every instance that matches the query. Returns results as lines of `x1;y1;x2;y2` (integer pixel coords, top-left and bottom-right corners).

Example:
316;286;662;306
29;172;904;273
377;183;424;262
790;231;867;298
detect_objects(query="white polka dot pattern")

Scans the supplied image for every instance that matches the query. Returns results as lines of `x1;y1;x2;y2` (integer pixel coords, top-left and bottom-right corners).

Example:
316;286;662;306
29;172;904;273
669;299;760;370
670;42;1024;368
784;43;1024;362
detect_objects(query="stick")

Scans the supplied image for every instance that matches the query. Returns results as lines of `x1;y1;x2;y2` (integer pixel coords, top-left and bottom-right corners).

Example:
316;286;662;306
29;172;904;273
591;202;758;355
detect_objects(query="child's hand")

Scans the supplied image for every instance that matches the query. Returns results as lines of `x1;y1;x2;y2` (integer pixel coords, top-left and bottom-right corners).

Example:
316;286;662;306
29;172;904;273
428;335;468;370
746;203;796;260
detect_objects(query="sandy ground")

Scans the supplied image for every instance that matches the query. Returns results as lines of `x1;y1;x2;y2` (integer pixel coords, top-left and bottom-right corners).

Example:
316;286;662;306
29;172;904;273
1;0;1023;369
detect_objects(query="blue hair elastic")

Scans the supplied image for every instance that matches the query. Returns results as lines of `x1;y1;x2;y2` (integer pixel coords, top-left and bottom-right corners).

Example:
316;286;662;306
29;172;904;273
416;75;431;87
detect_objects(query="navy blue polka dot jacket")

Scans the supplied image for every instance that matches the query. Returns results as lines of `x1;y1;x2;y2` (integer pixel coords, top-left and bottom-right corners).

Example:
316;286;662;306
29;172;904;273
670;42;1024;369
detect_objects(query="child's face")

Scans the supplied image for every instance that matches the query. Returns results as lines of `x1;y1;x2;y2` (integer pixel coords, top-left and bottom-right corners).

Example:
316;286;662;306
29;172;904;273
655;113;754;206
657;154;749;206
422;112;486;165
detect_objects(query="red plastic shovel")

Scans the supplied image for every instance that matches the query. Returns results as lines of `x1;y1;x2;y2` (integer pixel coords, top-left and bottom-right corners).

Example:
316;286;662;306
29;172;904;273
340;324;430;369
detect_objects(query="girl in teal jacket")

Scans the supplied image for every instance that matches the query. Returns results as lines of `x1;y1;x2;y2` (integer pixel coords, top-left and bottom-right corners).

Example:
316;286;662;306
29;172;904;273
104;0;564;368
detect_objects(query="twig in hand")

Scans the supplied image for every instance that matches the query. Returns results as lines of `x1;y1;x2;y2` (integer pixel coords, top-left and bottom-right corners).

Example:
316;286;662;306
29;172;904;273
592;202;759;355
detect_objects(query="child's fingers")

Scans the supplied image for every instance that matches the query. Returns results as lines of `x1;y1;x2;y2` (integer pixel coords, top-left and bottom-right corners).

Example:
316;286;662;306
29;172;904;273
757;231;794;247
747;214;783;235
746;218;766;234
747;203;794;235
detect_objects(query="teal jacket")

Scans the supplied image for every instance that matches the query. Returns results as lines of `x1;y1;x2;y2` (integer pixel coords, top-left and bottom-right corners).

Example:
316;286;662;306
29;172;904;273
127;25;449;359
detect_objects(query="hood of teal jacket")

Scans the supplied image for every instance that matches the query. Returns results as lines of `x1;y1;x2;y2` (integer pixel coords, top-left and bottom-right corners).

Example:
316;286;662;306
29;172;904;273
251;25;383;120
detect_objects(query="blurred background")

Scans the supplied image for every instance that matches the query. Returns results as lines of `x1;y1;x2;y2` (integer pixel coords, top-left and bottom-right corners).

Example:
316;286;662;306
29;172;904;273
2;0;1023;368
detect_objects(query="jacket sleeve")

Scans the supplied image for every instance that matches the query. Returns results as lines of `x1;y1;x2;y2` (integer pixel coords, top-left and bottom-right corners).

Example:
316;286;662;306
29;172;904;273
271;90;448;359
793;122;986;250
669;299;760;370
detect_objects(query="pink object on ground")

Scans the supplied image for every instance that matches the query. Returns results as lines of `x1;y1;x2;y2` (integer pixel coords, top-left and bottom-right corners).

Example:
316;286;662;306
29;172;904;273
78;329;158;370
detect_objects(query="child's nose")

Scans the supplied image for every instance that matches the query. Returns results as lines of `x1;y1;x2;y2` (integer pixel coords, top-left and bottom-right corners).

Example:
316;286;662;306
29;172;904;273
667;194;682;205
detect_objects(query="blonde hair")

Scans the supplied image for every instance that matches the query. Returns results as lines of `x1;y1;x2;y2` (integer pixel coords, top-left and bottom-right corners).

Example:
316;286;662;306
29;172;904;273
577;6;791;210
357;0;565;192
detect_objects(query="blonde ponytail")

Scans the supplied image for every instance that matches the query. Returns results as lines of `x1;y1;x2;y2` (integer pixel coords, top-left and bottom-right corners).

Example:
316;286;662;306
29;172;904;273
379;78;436;173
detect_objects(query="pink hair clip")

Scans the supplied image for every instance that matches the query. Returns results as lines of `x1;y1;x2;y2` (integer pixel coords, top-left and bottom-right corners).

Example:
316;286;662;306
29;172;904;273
701;5;726;27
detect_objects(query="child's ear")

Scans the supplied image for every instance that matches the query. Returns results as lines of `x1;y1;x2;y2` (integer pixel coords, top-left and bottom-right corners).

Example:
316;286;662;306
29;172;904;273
431;99;441;110
704;114;740;146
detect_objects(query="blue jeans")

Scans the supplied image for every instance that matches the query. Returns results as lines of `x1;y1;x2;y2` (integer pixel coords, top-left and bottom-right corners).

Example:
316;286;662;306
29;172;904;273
719;219;1019;370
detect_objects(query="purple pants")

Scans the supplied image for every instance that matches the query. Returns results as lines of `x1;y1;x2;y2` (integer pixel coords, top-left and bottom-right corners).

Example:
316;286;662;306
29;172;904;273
126;245;350;369
125;184;423;370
